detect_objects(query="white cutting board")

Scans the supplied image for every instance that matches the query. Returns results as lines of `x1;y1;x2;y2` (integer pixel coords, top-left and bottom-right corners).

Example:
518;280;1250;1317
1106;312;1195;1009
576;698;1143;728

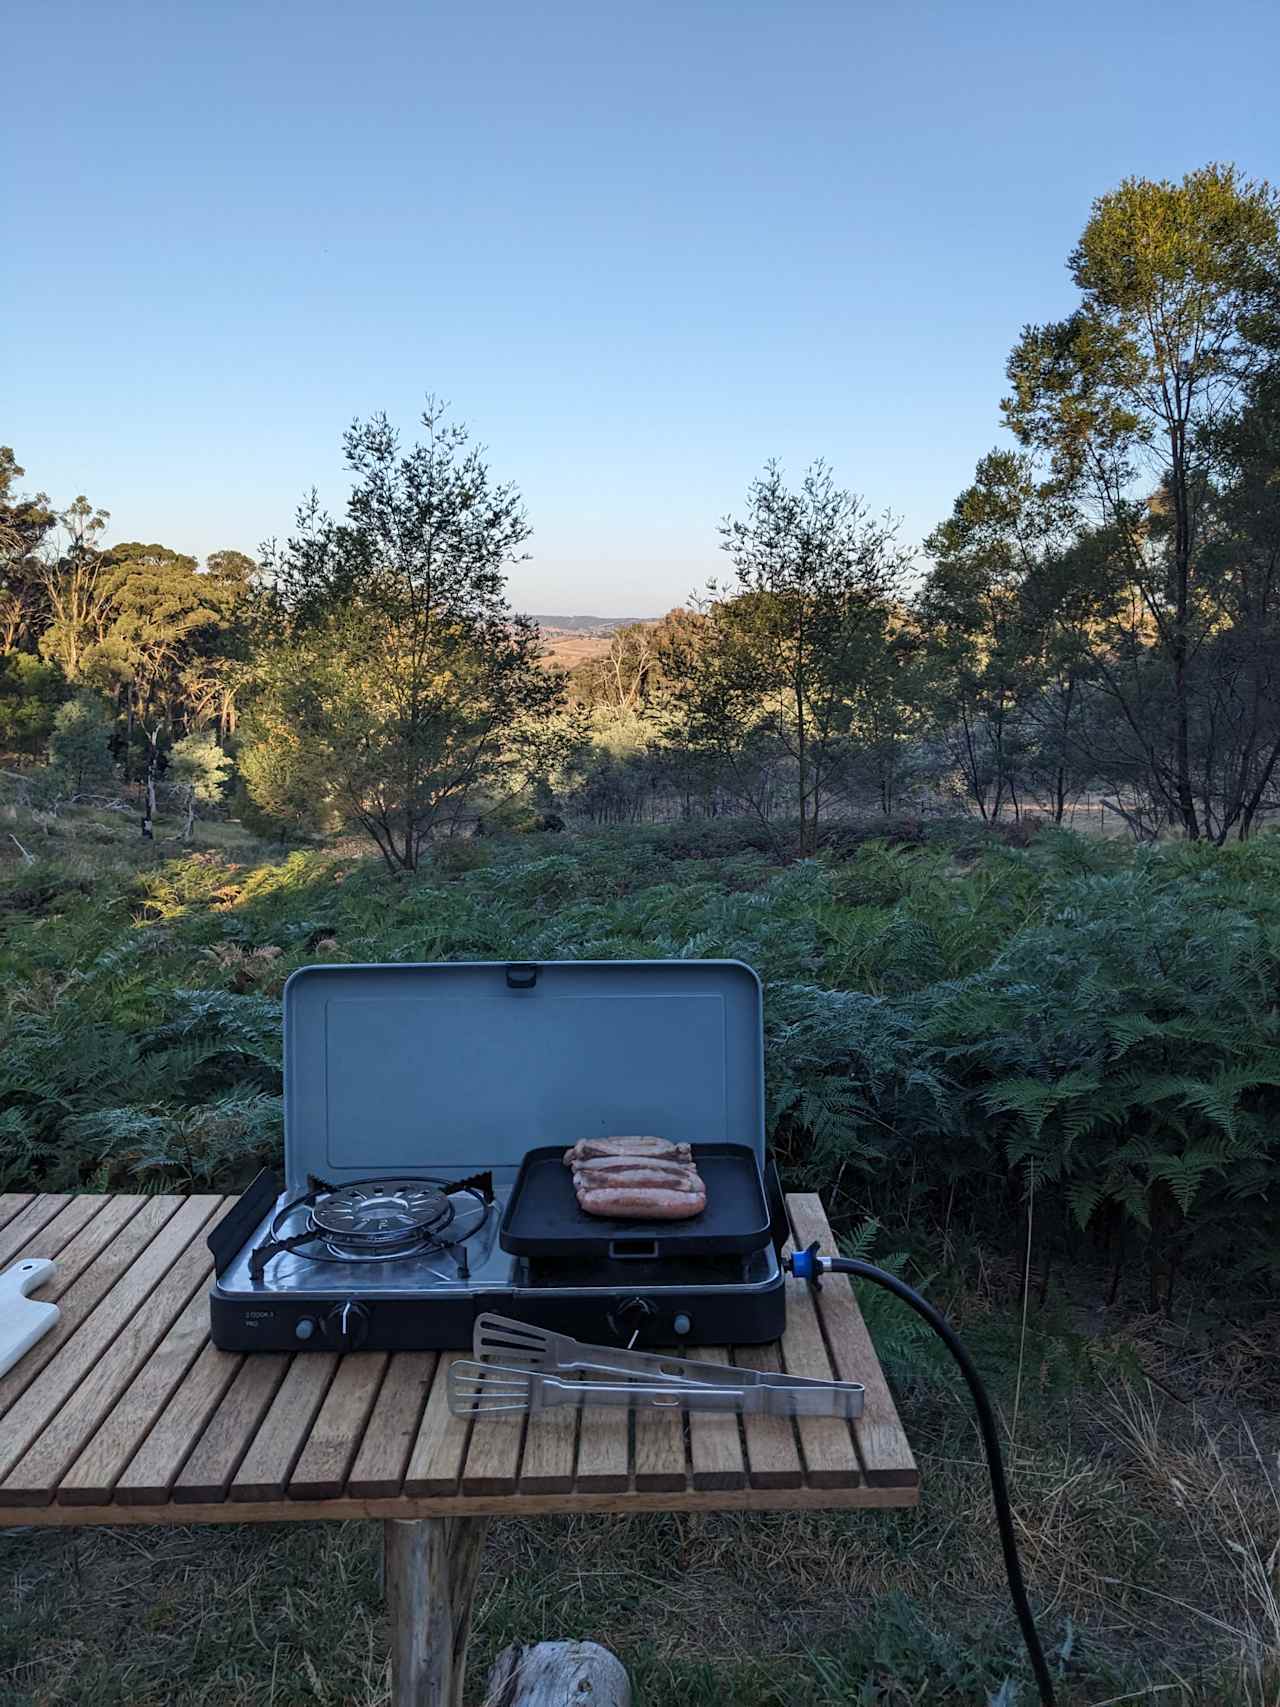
0;1258;59;1377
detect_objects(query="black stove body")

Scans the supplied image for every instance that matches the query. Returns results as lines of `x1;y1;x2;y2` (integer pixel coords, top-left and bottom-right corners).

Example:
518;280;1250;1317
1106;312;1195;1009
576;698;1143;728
208;959;787;1352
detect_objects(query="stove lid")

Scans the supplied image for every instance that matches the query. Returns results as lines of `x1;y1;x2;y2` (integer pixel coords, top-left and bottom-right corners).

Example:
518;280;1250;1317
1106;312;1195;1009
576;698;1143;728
281;959;764;1192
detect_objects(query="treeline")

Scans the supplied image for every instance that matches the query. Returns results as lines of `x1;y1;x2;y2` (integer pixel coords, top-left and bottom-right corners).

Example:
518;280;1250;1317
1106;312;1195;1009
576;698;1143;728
565;165;1280;850
4;163;1280;859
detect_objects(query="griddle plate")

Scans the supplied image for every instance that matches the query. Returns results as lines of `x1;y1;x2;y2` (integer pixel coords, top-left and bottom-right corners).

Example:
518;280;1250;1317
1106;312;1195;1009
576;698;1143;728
500;1143;772;1258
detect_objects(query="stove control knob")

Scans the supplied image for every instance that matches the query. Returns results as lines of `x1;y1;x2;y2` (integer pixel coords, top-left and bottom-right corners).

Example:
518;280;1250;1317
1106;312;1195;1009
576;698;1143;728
323;1300;370;1351
607;1296;656;1342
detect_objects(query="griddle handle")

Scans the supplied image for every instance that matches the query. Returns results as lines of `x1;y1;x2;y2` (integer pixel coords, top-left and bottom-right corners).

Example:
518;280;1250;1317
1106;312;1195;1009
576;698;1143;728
506;962;538;989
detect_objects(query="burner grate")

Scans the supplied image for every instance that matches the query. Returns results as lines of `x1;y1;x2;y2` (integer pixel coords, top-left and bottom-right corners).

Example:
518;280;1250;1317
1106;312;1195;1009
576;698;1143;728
310;1180;454;1256
248;1172;493;1279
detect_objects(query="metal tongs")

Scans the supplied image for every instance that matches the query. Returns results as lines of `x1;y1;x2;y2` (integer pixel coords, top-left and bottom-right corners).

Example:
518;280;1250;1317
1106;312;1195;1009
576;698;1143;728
447;1313;865;1419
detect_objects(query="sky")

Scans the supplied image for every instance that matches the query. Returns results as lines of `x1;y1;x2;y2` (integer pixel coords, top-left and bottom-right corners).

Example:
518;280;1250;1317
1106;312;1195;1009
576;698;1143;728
5;0;1279;617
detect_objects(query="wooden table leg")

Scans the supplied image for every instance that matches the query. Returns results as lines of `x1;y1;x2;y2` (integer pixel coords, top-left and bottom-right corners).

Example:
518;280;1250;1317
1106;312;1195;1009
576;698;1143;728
385;1516;490;1707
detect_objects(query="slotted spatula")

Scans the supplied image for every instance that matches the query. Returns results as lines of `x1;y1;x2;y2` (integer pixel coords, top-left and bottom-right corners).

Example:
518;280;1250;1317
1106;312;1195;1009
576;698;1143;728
472;1312;865;1407
448;1360;865;1418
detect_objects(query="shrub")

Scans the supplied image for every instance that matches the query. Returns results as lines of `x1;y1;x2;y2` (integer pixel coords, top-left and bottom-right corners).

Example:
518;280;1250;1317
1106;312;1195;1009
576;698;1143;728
4;824;1280;1305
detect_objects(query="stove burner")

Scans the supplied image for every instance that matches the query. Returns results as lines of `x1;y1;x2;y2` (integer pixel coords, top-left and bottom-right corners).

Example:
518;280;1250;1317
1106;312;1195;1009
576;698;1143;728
248;1171;494;1280
310;1180;453;1256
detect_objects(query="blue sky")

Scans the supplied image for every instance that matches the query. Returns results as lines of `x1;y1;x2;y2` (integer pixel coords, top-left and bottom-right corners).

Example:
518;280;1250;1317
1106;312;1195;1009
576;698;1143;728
6;0;1278;615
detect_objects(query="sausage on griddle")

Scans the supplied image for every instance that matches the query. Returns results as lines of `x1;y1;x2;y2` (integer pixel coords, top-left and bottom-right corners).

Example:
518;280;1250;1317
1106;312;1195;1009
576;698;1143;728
576;1184;706;1221
573;1155;699;1182
563;1136;693;1167
573;1165;701;1193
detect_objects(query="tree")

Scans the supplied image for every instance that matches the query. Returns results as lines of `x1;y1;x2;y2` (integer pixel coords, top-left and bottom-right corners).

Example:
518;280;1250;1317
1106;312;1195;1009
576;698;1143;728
90;542;226;809
662;460;908;854
204;549;259;593
0;654;67;760
47;692;115;794
0;448;55;652
181;549;259;741
36;495;112;681
1189;368;1280;837
919;451;1093;821
920;454;1049;818
244;400;567;870
1004;163;1280;837
168;730;232;841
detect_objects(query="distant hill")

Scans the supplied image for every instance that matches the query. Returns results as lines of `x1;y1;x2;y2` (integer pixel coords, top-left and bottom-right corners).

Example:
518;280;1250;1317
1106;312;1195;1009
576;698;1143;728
529;614;655;634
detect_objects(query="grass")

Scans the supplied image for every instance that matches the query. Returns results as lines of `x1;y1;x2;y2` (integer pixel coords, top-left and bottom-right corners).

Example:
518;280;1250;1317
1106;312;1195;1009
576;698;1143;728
2;805;1279;1702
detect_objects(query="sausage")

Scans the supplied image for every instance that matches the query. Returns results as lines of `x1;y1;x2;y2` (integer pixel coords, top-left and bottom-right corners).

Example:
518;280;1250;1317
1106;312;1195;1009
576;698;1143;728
576;1185;706;1221
574;1166;702;1193
563;1137;693;1166
573;1155;700;1182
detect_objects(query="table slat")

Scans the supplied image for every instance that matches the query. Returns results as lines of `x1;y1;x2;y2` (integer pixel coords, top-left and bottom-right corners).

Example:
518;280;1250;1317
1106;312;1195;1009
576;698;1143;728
518;1391;578;1494
633;1349;688;1492
115;1343;244;1504
404;1353;472;1496
0;1196;219;1485
461;1394;526;1496
289;1352;389;1499
0;1194;104;1270
0;1194;34;1234
778;1254;861;1488
687;1348;747;1491
347;1353;436;1498
575;1393;630;1494
229;1354;338;1500
633;1404;687;1493
174;1353;290;1502
788;1195;918;1488
2;1204;226;1504
56;1265;221;1504
0;1197;177;1418
0;1195;73;1267
734;1341;803;1490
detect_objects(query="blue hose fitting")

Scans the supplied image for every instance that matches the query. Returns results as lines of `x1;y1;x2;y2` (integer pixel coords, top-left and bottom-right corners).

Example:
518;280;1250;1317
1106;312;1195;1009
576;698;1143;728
788;1240;824;1284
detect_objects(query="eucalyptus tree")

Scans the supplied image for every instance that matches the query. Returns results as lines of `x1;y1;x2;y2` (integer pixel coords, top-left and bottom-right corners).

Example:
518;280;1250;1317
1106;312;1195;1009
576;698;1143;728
1189;368;1280;838
169;729;233;841
244;400;567;869
1003;163;1280;837
0;448;55;652
663;460;908;854
36;495;112;680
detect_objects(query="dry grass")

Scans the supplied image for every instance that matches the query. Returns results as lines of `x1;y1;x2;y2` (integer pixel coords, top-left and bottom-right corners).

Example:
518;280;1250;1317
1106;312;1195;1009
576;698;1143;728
537;633;615;671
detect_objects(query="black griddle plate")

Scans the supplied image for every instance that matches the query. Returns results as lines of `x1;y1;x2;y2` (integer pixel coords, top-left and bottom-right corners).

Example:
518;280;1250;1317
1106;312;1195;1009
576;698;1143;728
500;1143;772;1258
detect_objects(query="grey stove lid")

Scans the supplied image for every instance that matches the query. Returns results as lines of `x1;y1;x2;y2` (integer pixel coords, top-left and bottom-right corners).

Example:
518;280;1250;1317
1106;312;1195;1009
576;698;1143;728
281;959;764;1193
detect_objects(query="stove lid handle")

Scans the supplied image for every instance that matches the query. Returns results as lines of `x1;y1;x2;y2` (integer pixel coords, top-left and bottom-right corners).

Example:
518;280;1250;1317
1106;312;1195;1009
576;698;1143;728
505;962;539;990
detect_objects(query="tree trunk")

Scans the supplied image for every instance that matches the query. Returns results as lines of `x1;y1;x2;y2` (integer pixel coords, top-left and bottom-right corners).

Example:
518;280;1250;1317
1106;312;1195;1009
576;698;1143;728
1170;429;1201;840
181;787;196;843
142;724;160;824
485;1642;631;1707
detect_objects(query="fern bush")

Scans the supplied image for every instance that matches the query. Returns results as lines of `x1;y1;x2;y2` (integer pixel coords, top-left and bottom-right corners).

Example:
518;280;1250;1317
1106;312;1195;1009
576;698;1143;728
3;817;1280;1298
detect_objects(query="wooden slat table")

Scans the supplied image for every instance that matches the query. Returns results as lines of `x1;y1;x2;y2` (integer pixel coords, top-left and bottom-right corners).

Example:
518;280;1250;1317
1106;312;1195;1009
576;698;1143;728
0;1190;917;1704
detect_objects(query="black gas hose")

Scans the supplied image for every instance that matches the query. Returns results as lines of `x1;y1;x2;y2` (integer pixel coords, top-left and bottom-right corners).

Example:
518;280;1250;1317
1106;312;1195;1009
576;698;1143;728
787;1243;1057;1707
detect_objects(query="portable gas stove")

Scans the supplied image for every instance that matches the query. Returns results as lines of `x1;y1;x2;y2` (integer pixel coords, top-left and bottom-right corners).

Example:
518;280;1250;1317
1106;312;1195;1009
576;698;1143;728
208;959;788;1352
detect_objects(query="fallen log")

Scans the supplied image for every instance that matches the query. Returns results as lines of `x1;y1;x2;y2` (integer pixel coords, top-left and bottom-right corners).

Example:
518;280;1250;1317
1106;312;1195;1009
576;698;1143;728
484;1640;631;1706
